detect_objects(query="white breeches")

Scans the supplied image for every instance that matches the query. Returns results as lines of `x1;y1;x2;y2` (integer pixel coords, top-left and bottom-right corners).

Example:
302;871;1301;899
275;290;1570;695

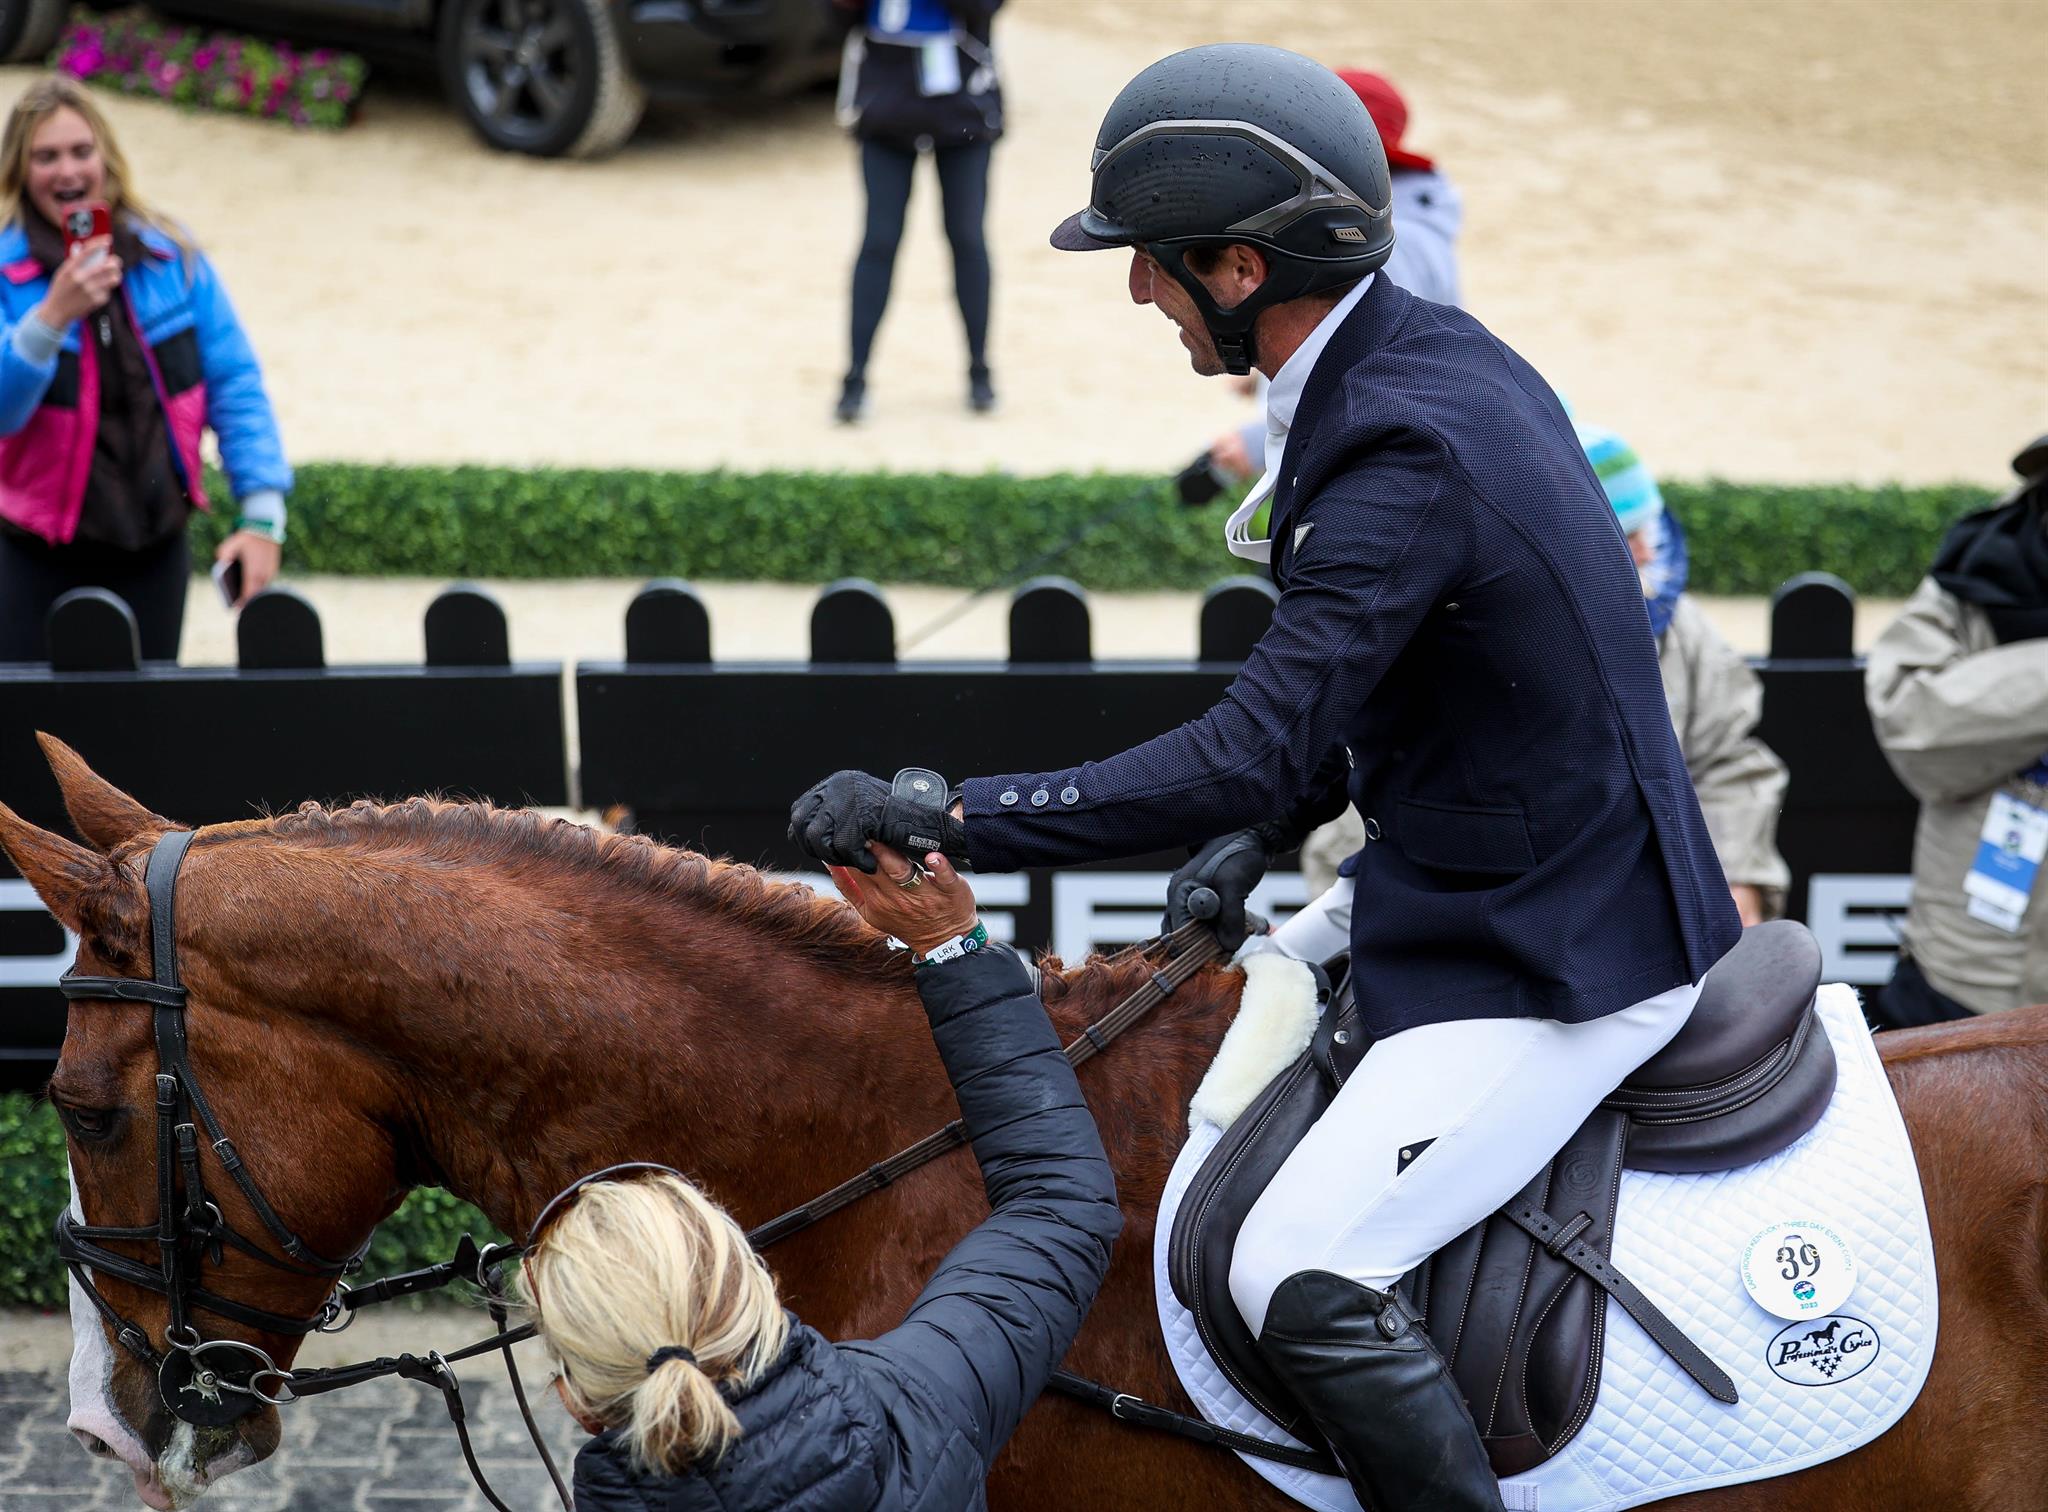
1231;877;1699;1338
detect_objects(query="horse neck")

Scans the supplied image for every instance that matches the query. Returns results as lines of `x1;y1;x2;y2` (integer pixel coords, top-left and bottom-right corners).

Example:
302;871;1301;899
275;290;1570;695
210;846;942;1239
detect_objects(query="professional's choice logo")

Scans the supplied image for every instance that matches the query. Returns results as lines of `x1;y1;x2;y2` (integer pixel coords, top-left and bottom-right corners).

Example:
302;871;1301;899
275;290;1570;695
1739;1217;1858;1319
1765;1315;1881;1387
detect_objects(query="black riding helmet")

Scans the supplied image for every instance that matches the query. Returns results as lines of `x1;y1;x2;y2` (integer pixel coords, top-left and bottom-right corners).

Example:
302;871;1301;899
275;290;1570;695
1051;44;1395;375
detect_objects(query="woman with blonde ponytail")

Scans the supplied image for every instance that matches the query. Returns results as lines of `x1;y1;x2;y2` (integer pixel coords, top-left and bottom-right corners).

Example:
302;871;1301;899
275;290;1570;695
525;842;1120;1510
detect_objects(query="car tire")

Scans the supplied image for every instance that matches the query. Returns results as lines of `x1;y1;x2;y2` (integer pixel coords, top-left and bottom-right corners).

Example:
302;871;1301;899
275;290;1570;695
1;0;72;64
438;0;645;158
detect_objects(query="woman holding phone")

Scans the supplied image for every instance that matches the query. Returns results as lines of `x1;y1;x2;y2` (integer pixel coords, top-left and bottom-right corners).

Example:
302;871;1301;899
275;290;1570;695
524;841;1121;1510
0;74;291;662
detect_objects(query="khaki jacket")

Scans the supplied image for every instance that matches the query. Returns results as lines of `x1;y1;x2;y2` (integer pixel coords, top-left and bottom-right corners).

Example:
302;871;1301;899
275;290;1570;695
1867;576;2048;1014
1304;595;1790;904
1658;596;1790;905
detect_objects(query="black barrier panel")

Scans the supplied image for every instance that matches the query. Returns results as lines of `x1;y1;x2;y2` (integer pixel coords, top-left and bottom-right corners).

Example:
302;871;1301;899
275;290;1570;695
48;588;141;672
1772;573;1856;660
239;586;326;670
627;579;712;664
426;584;513;666
5;572;1935;1084
579;664;1244;814
1010;577;1092;663
0;585;569;1085
1200;577;1278;661
812;580;895;664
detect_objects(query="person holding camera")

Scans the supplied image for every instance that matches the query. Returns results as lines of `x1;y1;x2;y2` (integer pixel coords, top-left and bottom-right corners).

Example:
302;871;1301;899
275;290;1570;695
830;0;1003;423
526;840;1120;1511
0;75;291;662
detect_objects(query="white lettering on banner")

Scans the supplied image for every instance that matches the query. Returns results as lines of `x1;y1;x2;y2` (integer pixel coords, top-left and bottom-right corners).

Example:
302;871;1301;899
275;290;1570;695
774;871;1029;945
1050;872;1307;961
0;879;75;987
1806;874;1913;985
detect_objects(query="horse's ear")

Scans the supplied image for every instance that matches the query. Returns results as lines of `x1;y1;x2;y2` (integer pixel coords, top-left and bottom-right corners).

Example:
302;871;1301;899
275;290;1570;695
0;799;111;933
37;733;171;853
0;799;149;966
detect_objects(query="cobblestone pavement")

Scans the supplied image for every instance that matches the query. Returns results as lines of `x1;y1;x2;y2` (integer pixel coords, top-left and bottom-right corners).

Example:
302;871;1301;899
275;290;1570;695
0;1332;586;1509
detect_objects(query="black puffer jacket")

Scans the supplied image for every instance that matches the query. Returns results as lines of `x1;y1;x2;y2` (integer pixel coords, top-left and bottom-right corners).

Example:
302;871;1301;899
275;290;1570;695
573;943;1120;1512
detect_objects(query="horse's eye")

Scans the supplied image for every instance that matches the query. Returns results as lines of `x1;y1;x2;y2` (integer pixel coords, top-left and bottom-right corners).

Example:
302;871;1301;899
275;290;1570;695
60;1106;116;1142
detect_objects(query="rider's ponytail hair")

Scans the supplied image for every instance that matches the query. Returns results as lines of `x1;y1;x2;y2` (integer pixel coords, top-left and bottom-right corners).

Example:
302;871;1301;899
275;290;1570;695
522;1171;789;1475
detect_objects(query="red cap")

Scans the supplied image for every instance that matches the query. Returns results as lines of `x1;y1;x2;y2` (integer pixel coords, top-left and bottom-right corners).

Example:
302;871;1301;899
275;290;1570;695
1336;69;1434;173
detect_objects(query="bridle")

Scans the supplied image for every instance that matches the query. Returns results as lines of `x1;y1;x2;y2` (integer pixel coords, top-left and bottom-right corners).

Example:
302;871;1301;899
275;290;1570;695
57;828;369;1421
54;827;572;1512
54;825;1284;1506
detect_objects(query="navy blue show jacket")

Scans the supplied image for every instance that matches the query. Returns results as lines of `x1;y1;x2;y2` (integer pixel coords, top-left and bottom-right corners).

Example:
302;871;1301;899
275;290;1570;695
571;945;1120;1512
962;276;1742;1036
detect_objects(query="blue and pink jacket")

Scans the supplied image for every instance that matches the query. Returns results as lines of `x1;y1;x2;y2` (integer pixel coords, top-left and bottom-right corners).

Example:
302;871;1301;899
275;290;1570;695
0;219;290;545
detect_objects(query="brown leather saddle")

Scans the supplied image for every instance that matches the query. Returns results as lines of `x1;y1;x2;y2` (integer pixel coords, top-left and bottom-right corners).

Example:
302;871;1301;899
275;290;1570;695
1168;920;1833;1477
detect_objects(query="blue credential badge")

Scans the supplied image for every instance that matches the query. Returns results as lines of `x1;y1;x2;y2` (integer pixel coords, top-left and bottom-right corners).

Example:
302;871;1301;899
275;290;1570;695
1964;763;2048;934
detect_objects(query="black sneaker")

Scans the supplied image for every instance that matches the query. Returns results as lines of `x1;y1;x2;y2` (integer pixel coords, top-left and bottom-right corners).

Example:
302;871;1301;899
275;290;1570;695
835;374;867;424
968;369;997;414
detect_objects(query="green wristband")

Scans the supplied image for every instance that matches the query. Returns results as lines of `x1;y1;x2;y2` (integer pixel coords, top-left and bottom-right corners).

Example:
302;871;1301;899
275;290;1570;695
232;515;286;545
914;921;989;968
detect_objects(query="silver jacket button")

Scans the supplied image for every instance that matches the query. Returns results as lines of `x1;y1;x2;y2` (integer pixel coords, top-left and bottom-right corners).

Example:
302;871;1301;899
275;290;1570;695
1363;816;1382;841
1060;785;1080;805
998;789;1019;807
1031;788;1050;807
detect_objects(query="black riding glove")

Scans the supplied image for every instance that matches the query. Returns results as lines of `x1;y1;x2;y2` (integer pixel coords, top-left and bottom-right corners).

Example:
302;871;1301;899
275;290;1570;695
1163;820;1295;953
788;769;972;873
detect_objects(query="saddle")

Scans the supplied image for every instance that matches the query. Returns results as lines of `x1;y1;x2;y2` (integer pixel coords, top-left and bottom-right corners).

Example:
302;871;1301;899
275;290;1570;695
1168;920;1833;1477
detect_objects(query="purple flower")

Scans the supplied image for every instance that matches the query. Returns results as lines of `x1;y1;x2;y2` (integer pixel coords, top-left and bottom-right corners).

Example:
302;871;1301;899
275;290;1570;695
192;44;216;70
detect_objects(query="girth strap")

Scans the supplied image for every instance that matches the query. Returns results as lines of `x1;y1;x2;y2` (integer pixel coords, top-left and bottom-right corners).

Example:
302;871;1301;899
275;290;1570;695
1502;1204;1738;1405
1046;1370;1339;1475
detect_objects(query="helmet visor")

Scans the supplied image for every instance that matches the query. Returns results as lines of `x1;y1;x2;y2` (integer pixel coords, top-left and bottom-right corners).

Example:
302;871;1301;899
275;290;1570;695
1049;205;1138;253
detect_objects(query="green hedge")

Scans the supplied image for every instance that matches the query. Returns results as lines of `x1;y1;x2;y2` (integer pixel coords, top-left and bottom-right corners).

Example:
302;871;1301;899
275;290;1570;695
0;1093;501;1310
189;465;1998;598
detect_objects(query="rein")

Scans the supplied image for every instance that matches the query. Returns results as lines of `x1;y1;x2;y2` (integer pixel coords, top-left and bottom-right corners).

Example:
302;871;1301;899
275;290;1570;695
56;834;1259;1507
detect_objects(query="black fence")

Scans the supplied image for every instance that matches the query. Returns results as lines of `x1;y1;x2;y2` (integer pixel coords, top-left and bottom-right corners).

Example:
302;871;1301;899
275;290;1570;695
0;573;1915;1084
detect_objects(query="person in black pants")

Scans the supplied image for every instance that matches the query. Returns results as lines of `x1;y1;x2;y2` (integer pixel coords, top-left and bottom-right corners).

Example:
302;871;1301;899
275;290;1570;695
529;842;1120;1510
831;0;1003;423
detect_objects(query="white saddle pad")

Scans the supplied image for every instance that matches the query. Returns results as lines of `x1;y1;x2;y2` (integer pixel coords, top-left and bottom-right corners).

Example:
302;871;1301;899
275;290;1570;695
1153;983;1937;1512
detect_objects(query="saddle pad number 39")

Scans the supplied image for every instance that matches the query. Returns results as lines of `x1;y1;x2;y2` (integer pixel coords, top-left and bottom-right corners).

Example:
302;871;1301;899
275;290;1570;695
1152;984;1939;1512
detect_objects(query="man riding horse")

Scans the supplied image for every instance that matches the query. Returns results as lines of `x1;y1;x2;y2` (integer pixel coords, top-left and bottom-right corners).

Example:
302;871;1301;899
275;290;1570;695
790;43;1742;1512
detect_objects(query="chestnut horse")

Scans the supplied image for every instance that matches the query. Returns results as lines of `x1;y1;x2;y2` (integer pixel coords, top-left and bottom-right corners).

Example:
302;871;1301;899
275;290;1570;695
4;744;2046;1511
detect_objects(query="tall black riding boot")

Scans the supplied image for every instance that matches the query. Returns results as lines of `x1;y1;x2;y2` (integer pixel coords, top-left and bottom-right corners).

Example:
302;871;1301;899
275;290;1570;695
1257;1269;1504;1512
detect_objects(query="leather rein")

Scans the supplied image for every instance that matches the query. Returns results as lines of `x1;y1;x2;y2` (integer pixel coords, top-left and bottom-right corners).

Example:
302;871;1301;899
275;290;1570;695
54;827;1248;1508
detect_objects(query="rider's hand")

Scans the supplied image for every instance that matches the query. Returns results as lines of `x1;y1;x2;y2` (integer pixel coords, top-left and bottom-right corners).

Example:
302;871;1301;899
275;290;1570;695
1165;827;1275;953
830;842;978;955
36;236;122;329
789;770;969;873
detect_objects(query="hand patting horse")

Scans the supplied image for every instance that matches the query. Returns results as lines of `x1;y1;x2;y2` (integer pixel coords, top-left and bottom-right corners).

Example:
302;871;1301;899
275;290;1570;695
4;739;2045;1510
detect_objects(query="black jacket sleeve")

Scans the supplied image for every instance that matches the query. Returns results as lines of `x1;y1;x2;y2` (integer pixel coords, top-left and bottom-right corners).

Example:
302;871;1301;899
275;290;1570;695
843;943;1120;1471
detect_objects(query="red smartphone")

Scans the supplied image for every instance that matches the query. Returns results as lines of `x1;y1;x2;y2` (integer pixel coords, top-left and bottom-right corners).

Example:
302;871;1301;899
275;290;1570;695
61;202;111;258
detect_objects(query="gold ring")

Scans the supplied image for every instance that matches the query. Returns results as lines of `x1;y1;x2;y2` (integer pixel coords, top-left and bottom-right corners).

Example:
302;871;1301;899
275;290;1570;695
895;872;922;890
